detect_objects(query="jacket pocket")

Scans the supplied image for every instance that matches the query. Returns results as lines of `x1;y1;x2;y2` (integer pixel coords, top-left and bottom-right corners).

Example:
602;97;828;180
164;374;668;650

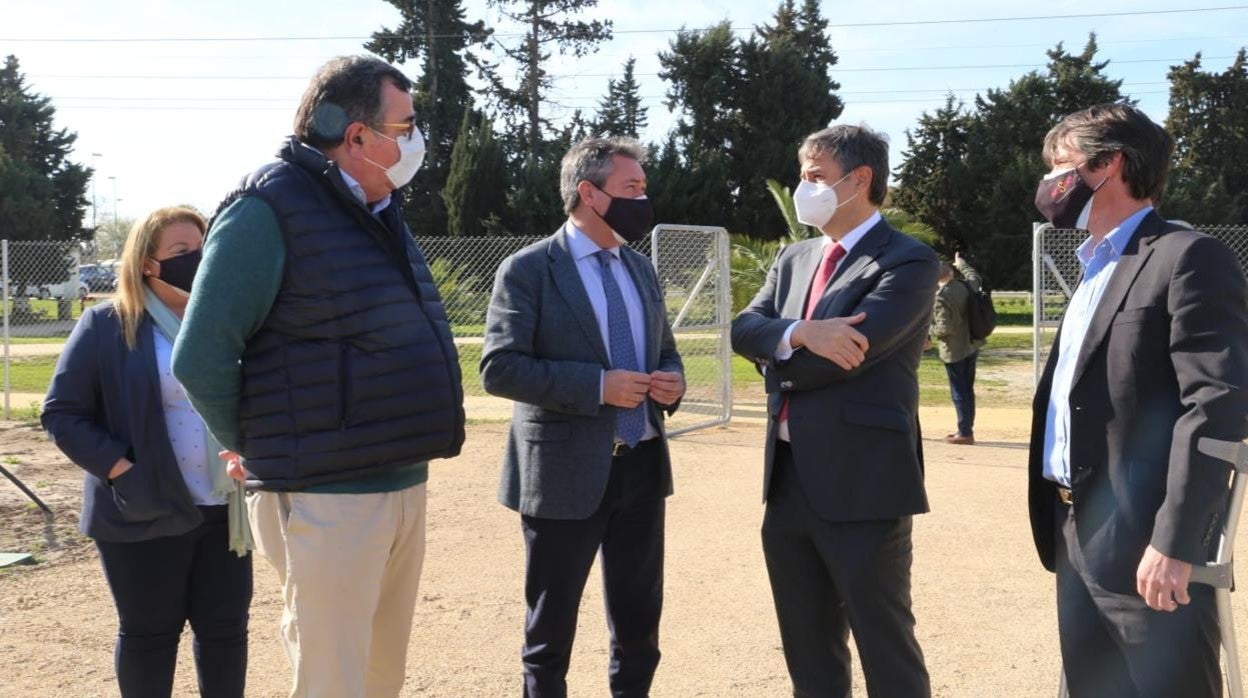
842;401;912;432
109;464;172;523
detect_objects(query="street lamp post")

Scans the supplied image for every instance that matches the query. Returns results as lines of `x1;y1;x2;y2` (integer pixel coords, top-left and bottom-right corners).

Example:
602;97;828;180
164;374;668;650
90;152;102;230
108;176;118;225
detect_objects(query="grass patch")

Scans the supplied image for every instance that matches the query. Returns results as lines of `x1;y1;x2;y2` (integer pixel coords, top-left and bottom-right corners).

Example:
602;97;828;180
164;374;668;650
5;356;57;393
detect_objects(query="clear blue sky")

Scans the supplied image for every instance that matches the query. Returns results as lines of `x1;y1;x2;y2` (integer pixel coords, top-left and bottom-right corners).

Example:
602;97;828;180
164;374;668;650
3;0;1245;227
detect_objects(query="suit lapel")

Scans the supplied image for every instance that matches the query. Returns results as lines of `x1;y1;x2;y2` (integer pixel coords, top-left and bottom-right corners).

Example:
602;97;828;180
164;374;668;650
811;220;891;319
785;240;824;318
620;248;660;370
1070;212;1163;387
548;226;611;366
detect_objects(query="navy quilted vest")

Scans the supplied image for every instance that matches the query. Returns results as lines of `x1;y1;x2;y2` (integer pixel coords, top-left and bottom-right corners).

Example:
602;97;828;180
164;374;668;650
214;137;465;490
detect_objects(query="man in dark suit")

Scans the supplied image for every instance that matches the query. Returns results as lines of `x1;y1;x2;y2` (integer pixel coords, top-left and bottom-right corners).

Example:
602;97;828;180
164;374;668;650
481;136;685;697
732;124;937;697
1029;103;1248;697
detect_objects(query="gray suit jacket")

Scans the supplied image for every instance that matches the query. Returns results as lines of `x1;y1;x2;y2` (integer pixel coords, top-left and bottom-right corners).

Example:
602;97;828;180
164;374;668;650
732;218;939;522
481;225;684;519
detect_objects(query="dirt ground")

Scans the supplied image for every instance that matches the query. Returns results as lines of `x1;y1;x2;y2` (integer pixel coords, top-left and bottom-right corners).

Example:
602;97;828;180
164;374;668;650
3;406;1248;697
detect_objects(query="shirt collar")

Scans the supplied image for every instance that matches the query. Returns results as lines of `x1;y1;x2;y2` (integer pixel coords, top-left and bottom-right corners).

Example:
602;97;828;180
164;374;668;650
1076;204;1152;266
300;142;391;214
565;221;620;261
821;210;882;254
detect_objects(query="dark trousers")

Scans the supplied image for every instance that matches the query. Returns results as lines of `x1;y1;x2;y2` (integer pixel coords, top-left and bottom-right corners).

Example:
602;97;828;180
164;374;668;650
943;351;977;436
1055;499;1221;698
762;443;929;698
95;505;253;698
520;439;666;698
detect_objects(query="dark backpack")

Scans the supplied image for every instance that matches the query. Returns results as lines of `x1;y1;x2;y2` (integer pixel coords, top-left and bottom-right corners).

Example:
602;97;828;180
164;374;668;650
962;280;997;341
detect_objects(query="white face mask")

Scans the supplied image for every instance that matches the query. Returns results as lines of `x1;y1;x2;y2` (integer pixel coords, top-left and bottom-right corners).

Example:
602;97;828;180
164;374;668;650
364;126;426;189
793;171;858;229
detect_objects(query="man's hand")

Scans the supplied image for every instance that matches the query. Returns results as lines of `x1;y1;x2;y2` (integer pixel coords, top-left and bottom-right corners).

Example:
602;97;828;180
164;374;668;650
219;449;246;482
107;457;133;481
1137;545;1193;612
791;312;869;370
604;370;652;409
648;370;685;406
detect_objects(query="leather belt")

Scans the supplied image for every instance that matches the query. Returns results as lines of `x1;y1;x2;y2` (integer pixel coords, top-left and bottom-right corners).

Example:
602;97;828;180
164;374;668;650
612;439;655;457
1057;487;1074;505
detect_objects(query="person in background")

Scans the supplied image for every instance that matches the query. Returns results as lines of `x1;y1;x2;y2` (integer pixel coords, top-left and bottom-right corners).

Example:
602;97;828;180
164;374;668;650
930;251;984;445
42;206;252;698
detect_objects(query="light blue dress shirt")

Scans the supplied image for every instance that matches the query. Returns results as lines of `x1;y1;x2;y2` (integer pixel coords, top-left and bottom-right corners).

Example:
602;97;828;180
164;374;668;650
154;327;224;506
564;222;659;441
1043;205;1153;486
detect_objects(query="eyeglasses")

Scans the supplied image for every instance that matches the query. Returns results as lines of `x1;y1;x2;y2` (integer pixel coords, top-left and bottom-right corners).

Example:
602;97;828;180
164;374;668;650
378;121;417;140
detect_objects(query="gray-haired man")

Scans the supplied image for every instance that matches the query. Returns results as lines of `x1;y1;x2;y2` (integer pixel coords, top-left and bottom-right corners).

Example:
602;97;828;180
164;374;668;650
481;137;684;697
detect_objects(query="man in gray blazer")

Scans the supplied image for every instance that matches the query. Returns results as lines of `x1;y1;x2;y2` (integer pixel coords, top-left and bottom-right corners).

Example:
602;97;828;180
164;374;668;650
481;136;684;697
732;124;937;697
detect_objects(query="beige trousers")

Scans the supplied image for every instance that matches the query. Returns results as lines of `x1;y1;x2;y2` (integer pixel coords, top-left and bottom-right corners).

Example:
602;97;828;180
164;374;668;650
248;484;427;698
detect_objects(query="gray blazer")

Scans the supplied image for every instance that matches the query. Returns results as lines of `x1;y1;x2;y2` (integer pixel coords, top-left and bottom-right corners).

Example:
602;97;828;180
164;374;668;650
732;218;939;522
481;225;684;520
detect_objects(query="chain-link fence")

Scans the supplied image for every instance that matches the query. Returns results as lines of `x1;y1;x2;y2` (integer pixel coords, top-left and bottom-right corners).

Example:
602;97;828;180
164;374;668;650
414;226;731;436
0;228;733;435
1032;222;1248;384
0;241;97;417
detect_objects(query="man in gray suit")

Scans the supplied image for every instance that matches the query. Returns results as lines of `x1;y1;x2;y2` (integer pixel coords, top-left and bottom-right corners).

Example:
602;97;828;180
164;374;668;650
732;124;937;697
481;136;684;697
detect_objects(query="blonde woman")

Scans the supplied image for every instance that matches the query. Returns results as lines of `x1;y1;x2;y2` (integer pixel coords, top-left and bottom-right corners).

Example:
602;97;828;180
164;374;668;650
43;206;252;698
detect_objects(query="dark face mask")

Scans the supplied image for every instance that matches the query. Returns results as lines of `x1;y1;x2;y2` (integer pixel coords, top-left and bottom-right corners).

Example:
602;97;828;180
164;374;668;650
594;185;654;243
153;249;202;293
1034;165;1100;229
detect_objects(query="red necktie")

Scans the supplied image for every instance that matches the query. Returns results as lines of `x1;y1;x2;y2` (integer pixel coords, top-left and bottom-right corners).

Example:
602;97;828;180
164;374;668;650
780;242;846;424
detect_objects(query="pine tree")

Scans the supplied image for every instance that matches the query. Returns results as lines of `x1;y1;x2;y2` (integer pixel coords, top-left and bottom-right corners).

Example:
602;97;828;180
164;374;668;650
485;0;612;151
366;0;492;236
1164;49;1248;223
592;57;649;138
0;55;90;242
442;112;508;236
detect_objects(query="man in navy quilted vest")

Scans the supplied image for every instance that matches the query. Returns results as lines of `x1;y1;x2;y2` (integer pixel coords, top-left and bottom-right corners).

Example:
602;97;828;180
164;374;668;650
173;55;466;698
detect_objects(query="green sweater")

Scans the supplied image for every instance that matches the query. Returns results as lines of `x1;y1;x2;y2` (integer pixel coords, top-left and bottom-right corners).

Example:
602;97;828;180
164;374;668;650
171;196;426;494
931;258;985;364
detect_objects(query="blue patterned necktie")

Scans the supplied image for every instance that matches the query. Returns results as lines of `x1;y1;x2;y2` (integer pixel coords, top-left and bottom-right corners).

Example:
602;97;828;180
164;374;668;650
596;250;647;447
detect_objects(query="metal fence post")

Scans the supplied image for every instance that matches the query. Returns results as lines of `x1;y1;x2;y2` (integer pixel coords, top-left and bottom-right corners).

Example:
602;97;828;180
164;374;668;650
1032;222;1046;388
4;239;11;420
718;227;733;423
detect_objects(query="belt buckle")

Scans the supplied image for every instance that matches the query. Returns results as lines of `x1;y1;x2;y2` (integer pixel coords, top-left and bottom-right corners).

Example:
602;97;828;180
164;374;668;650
1058;487;1074;505
613;442;628;457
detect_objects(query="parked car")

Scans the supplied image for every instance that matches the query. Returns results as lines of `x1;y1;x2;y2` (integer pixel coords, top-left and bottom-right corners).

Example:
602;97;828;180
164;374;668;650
79;264;117;292
28;278;89;300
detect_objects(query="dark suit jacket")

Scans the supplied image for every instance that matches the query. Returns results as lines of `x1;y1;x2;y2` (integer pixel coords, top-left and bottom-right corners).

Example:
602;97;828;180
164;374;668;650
481;225;684;520
1028;211;1248;594
731;218;940;522
42;303;203;542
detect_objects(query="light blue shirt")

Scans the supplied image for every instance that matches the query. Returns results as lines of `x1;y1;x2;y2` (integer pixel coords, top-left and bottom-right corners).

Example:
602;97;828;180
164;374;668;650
1043;205;1153;486
300;142;391;214
154;327;224;506
564;222;659;442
